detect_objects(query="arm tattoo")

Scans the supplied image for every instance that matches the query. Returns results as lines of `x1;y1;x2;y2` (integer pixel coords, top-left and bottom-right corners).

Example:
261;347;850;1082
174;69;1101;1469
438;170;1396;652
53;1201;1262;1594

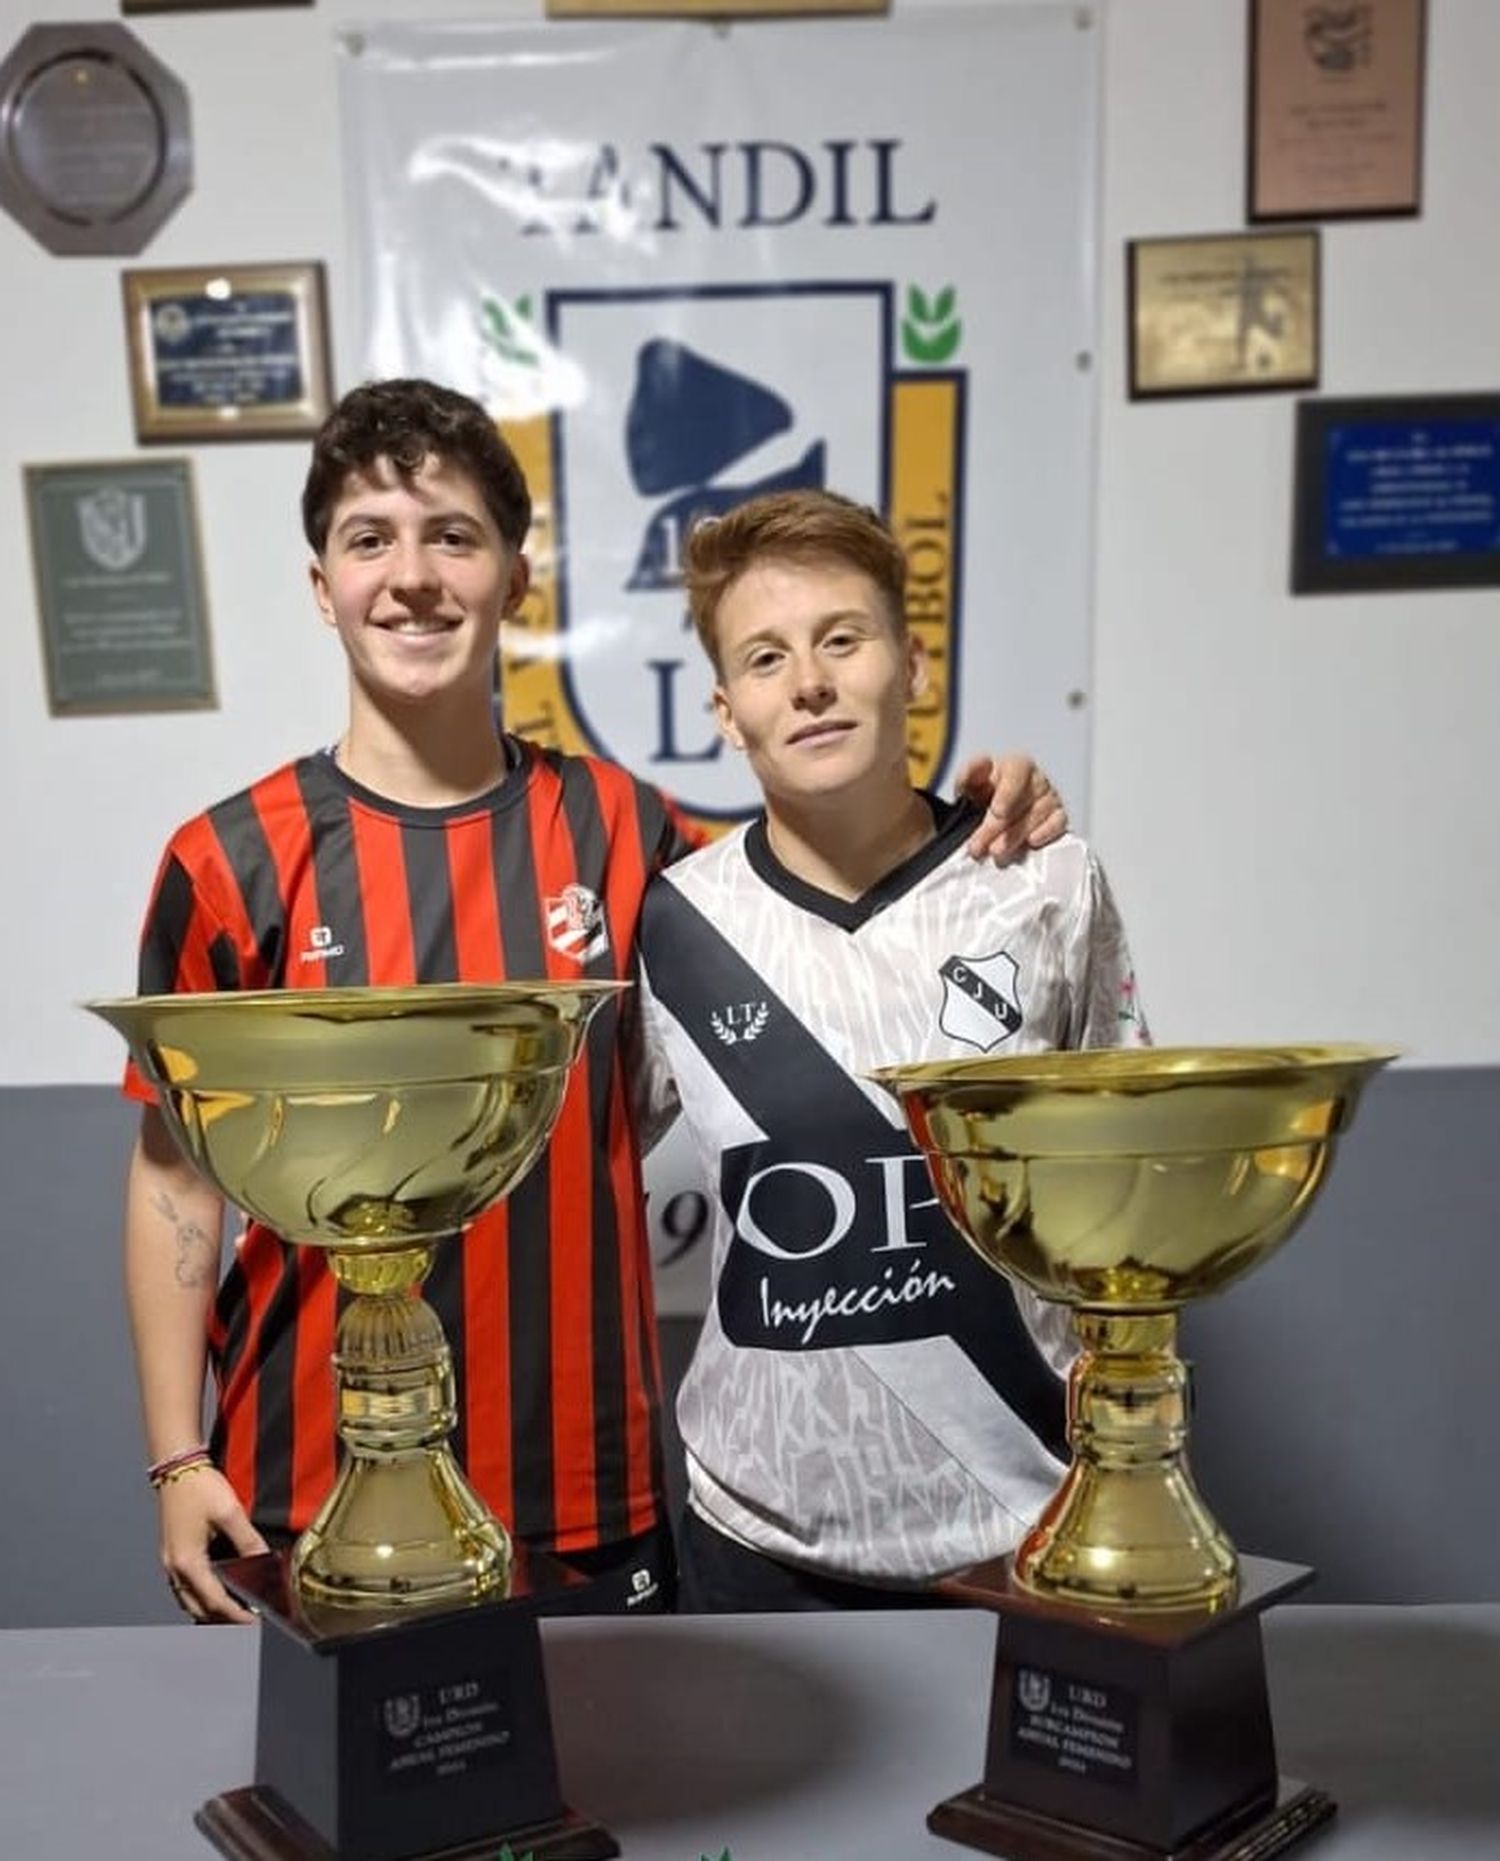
150;1190;220;1289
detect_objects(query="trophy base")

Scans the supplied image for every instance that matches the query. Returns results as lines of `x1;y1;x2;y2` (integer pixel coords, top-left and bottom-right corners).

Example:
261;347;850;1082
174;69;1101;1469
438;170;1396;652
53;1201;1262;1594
930;1553;1325;1861
197;1788;619;1861
200;1549;617;1861
928;1776;1334;1861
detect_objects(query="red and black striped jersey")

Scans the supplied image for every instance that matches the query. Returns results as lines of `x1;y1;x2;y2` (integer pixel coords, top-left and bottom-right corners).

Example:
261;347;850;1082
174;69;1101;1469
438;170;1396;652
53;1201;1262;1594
127;739;697;1554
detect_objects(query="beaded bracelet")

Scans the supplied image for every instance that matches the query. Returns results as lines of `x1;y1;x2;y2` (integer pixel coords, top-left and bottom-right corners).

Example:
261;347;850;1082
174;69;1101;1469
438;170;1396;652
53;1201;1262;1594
147;1445;212;1490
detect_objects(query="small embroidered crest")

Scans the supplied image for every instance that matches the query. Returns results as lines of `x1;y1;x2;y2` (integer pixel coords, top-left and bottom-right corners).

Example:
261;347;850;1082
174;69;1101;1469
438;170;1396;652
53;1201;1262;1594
938;949;1023;1051
545;882;610;963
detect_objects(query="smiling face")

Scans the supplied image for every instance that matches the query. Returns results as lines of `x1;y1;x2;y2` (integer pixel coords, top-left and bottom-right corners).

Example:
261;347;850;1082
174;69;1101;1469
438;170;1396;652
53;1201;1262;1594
310;453;528;723
711;555;925;812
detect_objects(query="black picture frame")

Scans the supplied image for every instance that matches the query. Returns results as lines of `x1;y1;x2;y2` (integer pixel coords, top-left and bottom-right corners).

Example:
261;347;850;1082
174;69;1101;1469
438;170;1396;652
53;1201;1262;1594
1291;394;1500;595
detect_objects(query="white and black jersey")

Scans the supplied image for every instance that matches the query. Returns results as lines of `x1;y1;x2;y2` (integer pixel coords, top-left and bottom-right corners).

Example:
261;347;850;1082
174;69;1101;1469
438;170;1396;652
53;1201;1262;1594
636;798;1148;1584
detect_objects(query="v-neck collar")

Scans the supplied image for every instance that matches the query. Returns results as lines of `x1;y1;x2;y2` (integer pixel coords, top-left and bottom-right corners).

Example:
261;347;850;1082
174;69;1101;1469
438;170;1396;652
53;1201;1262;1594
744;792;975;930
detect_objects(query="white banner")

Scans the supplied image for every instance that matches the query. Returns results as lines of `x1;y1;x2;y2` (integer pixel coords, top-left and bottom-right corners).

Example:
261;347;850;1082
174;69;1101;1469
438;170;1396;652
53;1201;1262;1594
339;3;1101;1307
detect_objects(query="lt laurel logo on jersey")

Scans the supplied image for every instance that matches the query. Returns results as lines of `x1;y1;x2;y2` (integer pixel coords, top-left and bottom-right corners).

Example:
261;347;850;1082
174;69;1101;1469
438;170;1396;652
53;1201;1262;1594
938;949;1022;1051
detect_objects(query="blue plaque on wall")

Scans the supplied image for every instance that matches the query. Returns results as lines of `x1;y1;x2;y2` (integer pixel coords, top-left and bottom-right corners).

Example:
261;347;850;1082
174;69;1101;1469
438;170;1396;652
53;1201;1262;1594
1292;395;1500;593
123;261;334;443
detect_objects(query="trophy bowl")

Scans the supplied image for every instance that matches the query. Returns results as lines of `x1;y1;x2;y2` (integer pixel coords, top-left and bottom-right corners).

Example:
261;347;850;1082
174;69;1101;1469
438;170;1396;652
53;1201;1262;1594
91;981;625;1611
872;1044;1396;1613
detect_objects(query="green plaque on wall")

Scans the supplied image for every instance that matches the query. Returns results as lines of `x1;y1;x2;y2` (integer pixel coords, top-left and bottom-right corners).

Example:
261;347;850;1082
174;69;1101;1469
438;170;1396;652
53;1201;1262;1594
24;458;217;715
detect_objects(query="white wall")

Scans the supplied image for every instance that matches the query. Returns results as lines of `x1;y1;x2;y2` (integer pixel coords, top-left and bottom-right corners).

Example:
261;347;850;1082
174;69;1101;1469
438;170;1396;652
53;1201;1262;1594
2;0;1496;1086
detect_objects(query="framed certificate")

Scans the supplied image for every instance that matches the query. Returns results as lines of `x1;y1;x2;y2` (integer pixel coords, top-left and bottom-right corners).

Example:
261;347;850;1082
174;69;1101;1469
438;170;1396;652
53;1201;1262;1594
1249;0;1426;221
1127;230;1318;400
1291;395;1500;594
122;260;333;443
24;459;217;715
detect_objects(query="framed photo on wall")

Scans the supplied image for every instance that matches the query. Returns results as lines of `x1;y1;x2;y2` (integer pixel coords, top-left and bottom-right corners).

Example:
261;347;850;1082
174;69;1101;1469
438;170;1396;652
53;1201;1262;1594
1291;394;1500;594
1127;229;1319;400
122;260;333;444
546;2;886;15
1249;0;1426;221
24;458;217;715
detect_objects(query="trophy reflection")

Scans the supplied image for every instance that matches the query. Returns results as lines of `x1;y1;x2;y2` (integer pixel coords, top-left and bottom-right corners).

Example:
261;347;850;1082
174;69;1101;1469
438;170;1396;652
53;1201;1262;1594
90;981;625;1861
874;1044;1394;1860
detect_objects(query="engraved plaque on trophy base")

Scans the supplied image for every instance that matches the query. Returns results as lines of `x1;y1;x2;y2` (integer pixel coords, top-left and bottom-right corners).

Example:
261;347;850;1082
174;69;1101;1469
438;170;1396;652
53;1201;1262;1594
196;1551;619;1861
928;1555;1334;1861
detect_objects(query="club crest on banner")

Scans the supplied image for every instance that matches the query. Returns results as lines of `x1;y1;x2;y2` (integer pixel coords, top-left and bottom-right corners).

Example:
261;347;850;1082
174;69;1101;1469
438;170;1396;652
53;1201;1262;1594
499;282;963;835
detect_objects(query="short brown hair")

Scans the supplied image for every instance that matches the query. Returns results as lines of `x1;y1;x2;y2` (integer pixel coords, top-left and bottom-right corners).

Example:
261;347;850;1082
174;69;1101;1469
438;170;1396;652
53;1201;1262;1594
301;378;531;555
683;489;908;672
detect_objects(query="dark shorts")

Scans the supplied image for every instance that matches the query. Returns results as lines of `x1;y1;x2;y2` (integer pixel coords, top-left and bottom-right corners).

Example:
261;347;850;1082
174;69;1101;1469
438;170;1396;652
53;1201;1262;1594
543;1522;678;1616
676;1506;950;1614
234;1521;679;1617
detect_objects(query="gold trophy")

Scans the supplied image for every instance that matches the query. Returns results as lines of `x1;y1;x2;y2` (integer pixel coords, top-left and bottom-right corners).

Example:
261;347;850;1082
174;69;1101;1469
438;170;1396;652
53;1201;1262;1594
872;1044;1394;1861
90;981;626;1861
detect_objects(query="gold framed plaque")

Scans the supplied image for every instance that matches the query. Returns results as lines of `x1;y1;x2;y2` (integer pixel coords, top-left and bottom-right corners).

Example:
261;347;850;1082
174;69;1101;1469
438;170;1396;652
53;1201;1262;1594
546;1;886;15
1249;0;1426;221
122;260;333;444
1127;230;1319;400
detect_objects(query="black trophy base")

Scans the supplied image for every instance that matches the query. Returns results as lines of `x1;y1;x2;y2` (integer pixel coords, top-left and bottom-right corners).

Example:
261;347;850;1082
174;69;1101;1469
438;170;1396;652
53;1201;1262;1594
928;1777;1335;1861
200;1549;618;1861
197;1787;618;1861
930;1554;1329;1861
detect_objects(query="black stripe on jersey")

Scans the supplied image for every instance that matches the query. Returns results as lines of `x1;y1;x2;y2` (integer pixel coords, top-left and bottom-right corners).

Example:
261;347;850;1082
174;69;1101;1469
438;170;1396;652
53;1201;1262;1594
139;856;197;993
743;793;974;932
558;758;630;1542
640;882;1067;1459
252;1252;303;1531
207;788;288;985
398;821;470;1468
491;781;555;1546
402;823;460;983
295;763;369;986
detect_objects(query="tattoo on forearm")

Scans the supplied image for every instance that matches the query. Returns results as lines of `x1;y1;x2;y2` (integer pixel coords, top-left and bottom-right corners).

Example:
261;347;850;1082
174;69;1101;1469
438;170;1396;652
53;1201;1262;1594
151;1190;219;1288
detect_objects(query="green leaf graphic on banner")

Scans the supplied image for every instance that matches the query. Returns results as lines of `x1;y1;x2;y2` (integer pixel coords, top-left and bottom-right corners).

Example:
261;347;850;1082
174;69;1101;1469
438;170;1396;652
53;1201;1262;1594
902;283;961;364
480;294;540;367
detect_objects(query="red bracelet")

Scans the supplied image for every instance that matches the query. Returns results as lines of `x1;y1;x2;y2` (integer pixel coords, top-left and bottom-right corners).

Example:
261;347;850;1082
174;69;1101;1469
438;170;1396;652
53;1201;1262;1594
147;1445;211;1490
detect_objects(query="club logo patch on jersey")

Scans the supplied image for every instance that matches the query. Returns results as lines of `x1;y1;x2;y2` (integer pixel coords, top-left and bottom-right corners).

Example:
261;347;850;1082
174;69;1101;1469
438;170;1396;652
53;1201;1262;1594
938;950;1023;1051
711;1002;769;1046
545;882;610;963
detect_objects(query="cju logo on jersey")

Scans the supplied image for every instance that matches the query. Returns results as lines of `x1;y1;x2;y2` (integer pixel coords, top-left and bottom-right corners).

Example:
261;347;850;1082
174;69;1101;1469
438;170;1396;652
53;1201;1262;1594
938;949;1023;1052
499;280;965;837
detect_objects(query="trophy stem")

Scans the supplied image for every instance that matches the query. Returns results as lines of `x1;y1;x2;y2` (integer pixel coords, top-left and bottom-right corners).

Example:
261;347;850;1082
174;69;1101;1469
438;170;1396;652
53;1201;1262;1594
1014;1309;1238;1611
291;1244;512;1609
